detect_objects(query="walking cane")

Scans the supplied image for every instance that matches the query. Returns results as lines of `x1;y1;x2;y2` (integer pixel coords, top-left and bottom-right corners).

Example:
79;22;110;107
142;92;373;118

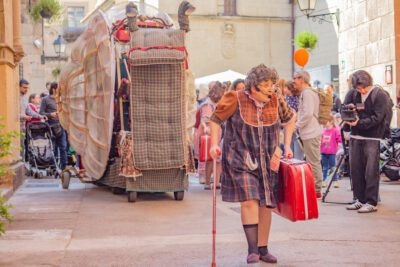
212;149;221;267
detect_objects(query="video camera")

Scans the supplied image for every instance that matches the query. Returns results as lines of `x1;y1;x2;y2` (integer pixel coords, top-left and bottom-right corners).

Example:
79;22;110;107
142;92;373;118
340;103;357;122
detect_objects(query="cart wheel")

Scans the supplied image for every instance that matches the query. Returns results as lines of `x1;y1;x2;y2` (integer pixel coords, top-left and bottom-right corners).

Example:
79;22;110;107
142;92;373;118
34;172;39;179
128;191;137;202
112;187;125;195
174;191;184;201
27;170;33;177
61;171;71;189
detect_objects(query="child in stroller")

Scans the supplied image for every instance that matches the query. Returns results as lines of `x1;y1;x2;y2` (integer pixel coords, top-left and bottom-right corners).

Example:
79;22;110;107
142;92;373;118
25;121;61;178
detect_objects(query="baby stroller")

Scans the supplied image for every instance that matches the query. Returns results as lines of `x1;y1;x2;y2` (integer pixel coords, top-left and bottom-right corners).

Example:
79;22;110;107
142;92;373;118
25;121;61;178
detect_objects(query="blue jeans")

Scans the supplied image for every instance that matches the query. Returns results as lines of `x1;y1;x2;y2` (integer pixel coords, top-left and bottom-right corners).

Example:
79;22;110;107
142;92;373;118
54;128;67;170
321;153;337;181
291;133;304;160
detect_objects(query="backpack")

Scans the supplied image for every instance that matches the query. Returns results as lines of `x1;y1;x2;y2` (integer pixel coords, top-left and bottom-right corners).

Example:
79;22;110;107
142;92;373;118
352;85;394;139
308;88;333;125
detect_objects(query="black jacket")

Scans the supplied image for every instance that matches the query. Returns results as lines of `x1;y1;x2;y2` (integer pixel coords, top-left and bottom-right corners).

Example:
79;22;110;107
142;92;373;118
332;95;342;113
343;88;388;139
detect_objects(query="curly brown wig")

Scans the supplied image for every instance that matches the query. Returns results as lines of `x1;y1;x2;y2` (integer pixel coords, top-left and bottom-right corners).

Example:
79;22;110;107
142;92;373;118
244;64;279;92
208;81;225;103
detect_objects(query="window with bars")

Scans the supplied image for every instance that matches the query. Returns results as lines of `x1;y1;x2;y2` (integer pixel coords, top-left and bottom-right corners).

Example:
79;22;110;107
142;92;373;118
66;6;85;28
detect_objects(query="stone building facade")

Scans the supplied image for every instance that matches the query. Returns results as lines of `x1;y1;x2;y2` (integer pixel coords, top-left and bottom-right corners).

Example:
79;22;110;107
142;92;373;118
0;0;25;191
20;0;97;95
338;0;398;125
160;0;294;80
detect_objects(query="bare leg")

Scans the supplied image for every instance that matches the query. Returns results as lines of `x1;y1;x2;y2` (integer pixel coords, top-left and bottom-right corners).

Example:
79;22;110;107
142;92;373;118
258;206;272;246
241;200;259;224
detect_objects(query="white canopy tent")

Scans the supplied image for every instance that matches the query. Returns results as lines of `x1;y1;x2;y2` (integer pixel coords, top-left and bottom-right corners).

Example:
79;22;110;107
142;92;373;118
195;69;246;89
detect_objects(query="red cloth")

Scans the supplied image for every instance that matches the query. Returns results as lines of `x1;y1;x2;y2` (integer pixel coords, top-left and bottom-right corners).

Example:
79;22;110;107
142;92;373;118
26;103;41;128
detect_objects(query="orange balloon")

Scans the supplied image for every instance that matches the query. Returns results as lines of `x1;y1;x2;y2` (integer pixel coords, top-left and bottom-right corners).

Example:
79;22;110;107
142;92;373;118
294;48;309;67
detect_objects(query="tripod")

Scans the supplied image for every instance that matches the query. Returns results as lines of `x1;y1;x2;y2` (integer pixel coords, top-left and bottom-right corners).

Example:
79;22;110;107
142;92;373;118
322;128;355;204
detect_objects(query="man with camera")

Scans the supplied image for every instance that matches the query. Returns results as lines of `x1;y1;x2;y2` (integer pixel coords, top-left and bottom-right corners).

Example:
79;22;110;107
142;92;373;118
343;70;392;213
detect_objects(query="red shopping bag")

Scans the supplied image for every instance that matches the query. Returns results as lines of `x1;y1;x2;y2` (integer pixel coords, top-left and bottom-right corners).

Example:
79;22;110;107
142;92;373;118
275;158;319;222
199;135;212;162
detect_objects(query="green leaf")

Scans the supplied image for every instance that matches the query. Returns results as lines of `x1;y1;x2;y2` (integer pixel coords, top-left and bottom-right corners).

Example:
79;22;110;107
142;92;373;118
295;31;319;50
30;0;63;24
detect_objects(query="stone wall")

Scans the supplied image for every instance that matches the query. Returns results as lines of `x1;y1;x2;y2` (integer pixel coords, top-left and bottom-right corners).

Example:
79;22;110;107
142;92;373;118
160;0;293;82
338;0;396;114
20;0;96;95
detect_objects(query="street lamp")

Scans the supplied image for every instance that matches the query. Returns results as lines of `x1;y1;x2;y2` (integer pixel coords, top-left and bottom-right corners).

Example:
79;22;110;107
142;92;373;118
298;0;317;16
53;35;66;57
297;0;339;26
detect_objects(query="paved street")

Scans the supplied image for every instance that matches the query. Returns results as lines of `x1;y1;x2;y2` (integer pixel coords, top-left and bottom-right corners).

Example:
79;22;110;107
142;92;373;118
1;176;400;267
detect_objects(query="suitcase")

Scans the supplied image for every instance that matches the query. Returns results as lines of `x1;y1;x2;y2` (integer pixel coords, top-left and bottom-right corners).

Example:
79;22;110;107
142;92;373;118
199;135;212;162
275;158;319;222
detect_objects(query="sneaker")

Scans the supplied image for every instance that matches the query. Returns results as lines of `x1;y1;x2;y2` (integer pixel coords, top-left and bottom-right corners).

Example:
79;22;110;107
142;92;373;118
246;253;259;264
346;200;363;210
316;192;322;199
259;252;278;263
358;203;377;213
333;181;339;188
199;177;206;184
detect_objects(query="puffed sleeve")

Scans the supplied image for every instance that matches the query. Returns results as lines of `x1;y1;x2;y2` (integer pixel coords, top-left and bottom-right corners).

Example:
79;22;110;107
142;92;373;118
278;94;294;124
210;91;238;125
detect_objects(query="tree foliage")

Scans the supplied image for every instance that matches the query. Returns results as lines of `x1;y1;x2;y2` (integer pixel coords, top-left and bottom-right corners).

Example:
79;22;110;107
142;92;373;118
0;120;19;236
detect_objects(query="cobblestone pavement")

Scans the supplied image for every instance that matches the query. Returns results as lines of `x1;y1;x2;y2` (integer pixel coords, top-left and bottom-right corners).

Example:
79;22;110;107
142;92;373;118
1;176;400;267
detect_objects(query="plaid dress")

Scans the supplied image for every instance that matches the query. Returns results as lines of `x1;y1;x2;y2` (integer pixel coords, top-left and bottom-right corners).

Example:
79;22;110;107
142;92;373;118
211;90;294;208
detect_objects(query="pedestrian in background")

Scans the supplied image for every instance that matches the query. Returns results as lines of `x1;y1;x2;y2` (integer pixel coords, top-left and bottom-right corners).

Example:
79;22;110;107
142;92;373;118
26;93;47;127
199;81;224;190
19;79;31;160
293;70;323;198
230;78;245;91
194;83;211;183
40;82;67;170
283;81;304;160
321;117;341;188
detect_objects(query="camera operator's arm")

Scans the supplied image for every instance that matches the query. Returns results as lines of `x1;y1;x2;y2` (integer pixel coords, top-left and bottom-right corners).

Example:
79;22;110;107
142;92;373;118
355;92;387;130
295;90;314;129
